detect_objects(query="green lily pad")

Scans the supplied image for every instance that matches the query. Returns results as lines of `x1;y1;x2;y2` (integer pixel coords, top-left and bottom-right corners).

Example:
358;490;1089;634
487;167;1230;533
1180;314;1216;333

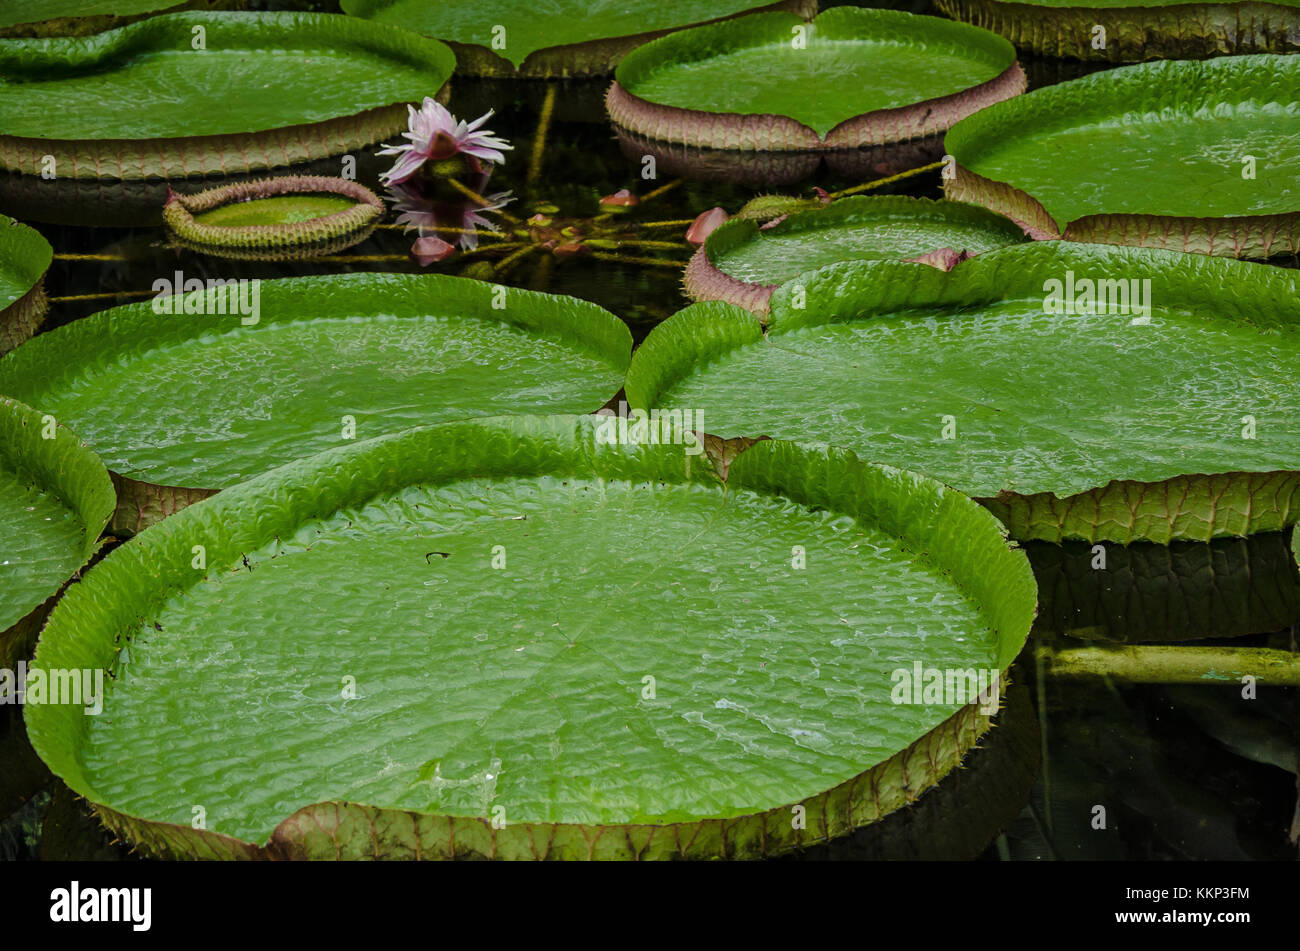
162;176;385;261
0;215;51;355
607;7;1023;149
0;274;631;533
25;415;1034;859
0;397;115;662
685;196;1028;313
0;11;454;180
342;0;814;76
944;55;1300;257
935;0;1299;61
194;195;356;227
628;242;1300;544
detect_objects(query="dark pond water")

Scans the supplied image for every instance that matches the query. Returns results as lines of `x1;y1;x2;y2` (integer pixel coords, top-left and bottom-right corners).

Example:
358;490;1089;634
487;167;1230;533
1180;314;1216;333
1;13;1297;862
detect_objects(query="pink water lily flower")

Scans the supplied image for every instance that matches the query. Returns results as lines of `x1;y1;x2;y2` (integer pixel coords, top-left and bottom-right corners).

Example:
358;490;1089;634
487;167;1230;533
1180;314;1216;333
378;97;513;186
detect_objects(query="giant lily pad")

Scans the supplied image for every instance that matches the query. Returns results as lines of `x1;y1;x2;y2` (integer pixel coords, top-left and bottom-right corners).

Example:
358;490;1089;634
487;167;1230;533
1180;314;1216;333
627;242;1300;544
944;55;1300;258
0;397;115;668
685;196;1028;314
0;11;454;181
0;215;51;355
24;414;1035;860
935;0;1300;61
606;7;1024;183
342;0;815;77
0;274;631;534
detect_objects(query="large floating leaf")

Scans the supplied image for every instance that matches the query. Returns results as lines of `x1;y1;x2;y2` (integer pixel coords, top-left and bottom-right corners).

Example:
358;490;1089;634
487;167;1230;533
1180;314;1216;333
0;215;50;354
685;196;1028;313
0;397;114;659
628;242;1300;543
935;0;1300;61
607;7;1023;149
343;0;814;76
25;415;1034;859
944;55;1300;257
0;274;631;530
0;11;455;180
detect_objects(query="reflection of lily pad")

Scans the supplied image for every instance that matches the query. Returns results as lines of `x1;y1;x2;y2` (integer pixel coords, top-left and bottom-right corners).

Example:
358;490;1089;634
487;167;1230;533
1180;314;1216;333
0;275;631;533
0;11;454;180
0;397;115;668
607;8;1023;152
629;242;1300;544
935;0;1300;61
343;0;815;77
944;55;1300;257
0;215;50;355
26;415;1034;860
685;196;1027;313
1028;532;1300;643
162;176;384;261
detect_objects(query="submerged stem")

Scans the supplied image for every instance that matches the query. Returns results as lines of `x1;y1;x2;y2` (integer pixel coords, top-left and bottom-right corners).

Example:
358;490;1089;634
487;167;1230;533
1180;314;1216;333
1040;643;1300;686
827;160;945;200
526;84;558;190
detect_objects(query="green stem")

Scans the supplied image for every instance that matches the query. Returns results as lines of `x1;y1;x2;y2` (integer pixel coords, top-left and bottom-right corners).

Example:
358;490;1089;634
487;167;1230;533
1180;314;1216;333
526;84;557;191
1039;643;1300;686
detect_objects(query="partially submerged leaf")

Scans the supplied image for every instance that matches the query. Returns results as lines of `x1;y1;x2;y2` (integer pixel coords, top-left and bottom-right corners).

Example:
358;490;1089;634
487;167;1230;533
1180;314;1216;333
628;242;1300;543
26;415;1035;859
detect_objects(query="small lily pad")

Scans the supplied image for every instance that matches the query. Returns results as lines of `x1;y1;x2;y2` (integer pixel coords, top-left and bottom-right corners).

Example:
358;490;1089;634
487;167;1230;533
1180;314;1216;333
685;196;1028;313
944;54;1300;257
0;215;50;355
162;176;384;260
25;415;1034;859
